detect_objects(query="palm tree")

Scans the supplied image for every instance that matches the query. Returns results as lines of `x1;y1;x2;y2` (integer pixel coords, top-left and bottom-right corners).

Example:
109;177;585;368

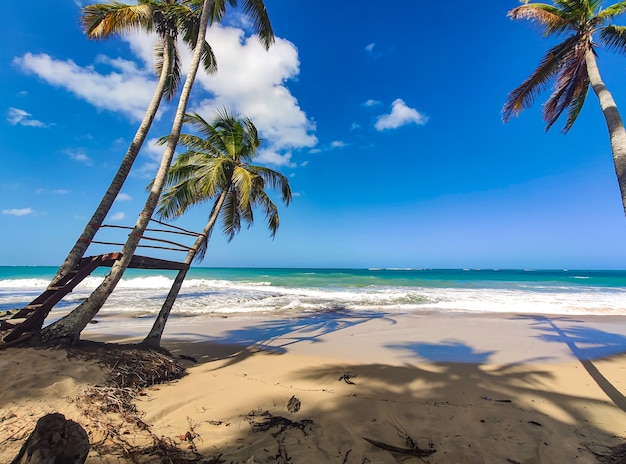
502;0;626;216
141;109;292;348
51;0;217;286
41;0;274;343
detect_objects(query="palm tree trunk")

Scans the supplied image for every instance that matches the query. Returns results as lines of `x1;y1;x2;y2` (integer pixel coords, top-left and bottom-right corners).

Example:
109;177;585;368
586;48;626;216
40;1;215;343
141;189;227;348
49;38;174;287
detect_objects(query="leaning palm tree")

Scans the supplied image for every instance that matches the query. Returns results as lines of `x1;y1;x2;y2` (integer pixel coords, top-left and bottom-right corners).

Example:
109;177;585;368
502;0;626;216
42;0;274;343
51;0;217;286
141;109;291;348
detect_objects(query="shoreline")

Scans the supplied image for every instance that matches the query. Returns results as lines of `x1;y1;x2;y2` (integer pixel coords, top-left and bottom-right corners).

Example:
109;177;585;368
2;311;626;462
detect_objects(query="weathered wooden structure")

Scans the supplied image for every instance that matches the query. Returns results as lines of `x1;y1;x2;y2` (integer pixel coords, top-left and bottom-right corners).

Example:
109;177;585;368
0;219;200;348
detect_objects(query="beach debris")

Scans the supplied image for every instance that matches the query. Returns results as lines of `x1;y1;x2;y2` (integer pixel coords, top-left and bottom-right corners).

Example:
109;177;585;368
10;413;90;464
179;354;198;363
338;371;357;384
179;417;202;452
287;395;301;413
362;436;436;458
527;420;543;427
481;396;513;403
67;342;187;389
363;421;436;459
586;441;626;463
245;410;313;436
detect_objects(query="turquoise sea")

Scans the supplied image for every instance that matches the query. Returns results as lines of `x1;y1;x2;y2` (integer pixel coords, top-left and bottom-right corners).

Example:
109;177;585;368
1;267;625;318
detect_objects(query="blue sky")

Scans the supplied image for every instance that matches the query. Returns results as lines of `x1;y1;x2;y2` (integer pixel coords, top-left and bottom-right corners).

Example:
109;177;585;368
2;1;626;269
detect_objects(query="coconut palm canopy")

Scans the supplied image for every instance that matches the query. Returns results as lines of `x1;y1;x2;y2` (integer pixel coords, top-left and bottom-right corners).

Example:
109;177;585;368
502;0;626;216
502;0;626;133
156;109;291;259
82;0;218;101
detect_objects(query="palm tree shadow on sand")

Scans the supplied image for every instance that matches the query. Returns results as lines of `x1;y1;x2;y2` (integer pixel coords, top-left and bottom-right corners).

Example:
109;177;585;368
165;307;397;370
516;315;626;413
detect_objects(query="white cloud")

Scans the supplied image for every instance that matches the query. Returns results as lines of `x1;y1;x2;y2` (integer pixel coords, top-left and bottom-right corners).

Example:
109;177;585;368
191;25;317;166
365;43;376;54
14;24;317;167
109;212;126;221
115;193;132;201
64;149;92;165
3;207;34;216
375;99;428;131
331;140;346;149
362;99;381;108
7;107;46;127
14;52;155;121
257;149;294;167
134;138;165;178
52;189;70;195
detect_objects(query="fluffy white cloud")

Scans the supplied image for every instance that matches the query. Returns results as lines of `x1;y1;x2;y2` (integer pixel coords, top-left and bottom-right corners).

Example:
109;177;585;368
133;138;166;178
64;149;92;165
7;107;46;127
14;52;155;121
365;43;376;54
331;140;346;148
362;99;381;108
115;193;132;201
2;208;34;216
191;25;317;166
15;23;317;167
375;99;428;131
109;212;126;221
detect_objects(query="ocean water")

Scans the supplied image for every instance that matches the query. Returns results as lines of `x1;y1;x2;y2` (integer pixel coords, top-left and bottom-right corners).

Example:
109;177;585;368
1;267;625;318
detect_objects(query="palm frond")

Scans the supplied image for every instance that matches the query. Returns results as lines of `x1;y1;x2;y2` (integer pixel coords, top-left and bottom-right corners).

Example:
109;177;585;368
250;186;279;238
508;3;573;36
154;35;182;100
232;166;253;209
81;2;155;39
247;166;292;205
241;0;275;49
192;197;221;262
221;189;242;241
543;41;589;132
599;25;626;54
563;77;590;133
596;1;626;23
503;36;578;122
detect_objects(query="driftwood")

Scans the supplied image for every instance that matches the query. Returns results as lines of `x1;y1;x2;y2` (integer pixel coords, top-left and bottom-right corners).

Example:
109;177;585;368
11;413;89;464
363;436;436;457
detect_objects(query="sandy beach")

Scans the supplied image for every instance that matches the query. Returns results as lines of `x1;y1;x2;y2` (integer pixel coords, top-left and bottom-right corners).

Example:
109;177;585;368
2;311;626;463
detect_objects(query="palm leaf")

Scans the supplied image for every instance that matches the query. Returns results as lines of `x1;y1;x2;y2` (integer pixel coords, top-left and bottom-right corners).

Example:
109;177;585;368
508;3;573;37
595;1;626;22
154;35;182;100
241;0;275;49
599;25;626;54
543;41;588;132
503;36;578;122
81;2;155;39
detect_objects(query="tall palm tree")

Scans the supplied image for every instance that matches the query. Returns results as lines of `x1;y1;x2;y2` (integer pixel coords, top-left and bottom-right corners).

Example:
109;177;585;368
51;0;217;286
141;109;292;348
41;0;274;343
502;0;626;216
